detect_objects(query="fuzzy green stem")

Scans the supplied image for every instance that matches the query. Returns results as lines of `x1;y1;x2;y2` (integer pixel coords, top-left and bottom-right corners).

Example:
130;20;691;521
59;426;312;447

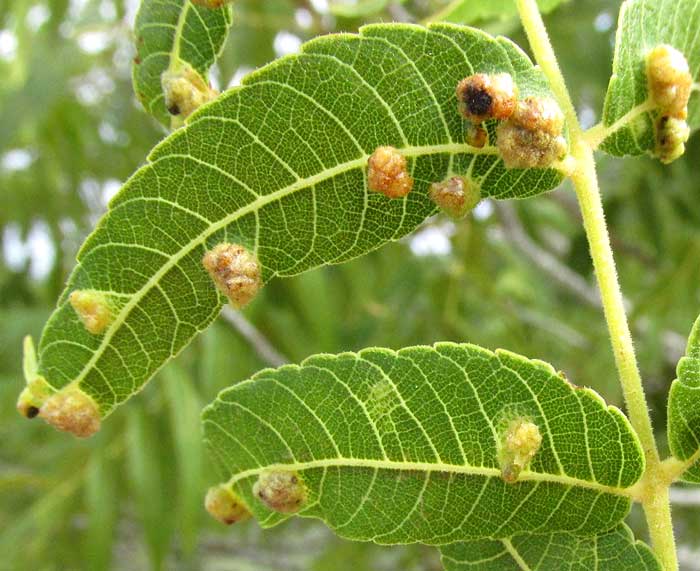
515;1;678;569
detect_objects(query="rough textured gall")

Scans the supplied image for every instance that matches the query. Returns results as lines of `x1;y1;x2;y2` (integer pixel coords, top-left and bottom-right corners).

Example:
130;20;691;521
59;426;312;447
500;419;542;483
202;243;262;308
429;177;481;219
161;64;218;121
38;387;101;438
205;485;251;525
646;44;692;120
456;73;517;124
252;470;307;514
655;115;691;164
69;290;114;335
367;146;413;198
496;96;567;169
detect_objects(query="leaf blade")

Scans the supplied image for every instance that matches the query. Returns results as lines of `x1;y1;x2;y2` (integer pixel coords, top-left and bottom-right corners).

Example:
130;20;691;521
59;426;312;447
132;0;233;125
598;0;700;156
668;314;700;483
439;524;661;571
203;343;644;544
30;23;567;426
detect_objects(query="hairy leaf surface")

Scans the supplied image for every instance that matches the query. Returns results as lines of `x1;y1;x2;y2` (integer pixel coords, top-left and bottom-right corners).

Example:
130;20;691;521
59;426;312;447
132;0;233;125
440;524;660;571
599;0;700;156
668;314;700;483
203;343;643;544
28;24;566;425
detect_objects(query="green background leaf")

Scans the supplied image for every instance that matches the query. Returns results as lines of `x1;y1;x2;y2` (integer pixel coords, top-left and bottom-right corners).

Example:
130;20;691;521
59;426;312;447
33;23;565;421
668;314;700;483
439;524;661;571
428;0;568;25
132;0;233;125
203;343;644;544
599;0;700;156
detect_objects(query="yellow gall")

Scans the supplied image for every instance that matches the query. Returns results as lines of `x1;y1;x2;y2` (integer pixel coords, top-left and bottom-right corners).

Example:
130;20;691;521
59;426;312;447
511;97;565;136
655;115;691;164
16;376;52;419
69;290;114;335
202;243;262;308
496;122;567;169
367;146;413;198
429;176;481;219
466;124;488;148
646;45;692;119
39;387;101;438
162;64;218;121
496;96;567;169
205;485;251;525
456;73;517;124
500;419;542;483
252;470;307;514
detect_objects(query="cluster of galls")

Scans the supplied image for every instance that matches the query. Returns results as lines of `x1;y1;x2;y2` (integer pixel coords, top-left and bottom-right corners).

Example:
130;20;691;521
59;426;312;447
457;73;567;169
646;45;693;164
205;470;307;526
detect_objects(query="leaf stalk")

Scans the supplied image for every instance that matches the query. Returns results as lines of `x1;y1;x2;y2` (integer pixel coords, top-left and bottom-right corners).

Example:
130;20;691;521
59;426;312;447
515;1;678;569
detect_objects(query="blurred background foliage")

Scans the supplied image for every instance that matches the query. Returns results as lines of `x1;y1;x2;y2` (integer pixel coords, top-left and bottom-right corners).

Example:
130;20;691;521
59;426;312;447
1;0;699;569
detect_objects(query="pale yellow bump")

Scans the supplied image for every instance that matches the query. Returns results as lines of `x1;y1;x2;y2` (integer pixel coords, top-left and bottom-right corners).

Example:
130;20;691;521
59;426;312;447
38;387;101;438
367;146;413;198
205;484;251;525
655;115;690;164
69;290;114;335
202;243;262;308
500;419;542;483
646;45;692;120
429;176;481;219
496;96;568;169
162;63;218;123
252;470;307;514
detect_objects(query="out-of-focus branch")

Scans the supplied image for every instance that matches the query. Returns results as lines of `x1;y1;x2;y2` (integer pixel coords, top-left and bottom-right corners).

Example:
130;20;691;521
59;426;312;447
670;487;700;506
494;201;603;308
221;306;289;368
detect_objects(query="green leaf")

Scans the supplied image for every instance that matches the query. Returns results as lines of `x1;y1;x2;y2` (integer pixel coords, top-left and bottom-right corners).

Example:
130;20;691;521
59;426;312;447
668;314;700;483
162;365;204;556
427;0;568;25
126;408;173;569
329;0;398;18
202;343;644;544
439;524;661;571
84;450;118;571
132;0;233;125
598;0;700;156
28;23;566;429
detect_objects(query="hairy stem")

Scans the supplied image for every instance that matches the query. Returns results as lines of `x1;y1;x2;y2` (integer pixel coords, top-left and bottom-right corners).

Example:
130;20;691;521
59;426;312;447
515;1;678;569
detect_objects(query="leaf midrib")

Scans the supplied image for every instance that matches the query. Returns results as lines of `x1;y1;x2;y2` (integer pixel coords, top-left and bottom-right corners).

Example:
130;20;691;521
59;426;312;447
57;141;497;403
210;455;637;498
